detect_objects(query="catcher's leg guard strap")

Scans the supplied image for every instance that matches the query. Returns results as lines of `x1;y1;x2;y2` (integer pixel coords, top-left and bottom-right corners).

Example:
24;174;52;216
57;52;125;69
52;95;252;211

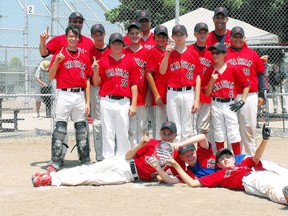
51;121;67;169
74;121;90;164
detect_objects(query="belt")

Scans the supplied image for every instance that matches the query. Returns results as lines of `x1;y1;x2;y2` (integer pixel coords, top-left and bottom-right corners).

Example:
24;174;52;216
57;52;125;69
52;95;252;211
130;160;139;181
212;97;234;103
107;95;126;100
61;88;84;92
244;172;252;177
168;86;193;91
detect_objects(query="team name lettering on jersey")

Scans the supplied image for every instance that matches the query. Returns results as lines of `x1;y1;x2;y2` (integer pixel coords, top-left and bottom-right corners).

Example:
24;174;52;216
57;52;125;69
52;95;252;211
105;68;129;79
64;60;86;71
170;61;195;72
199;57;212;68
212;80;235;92
226;58;252;67
134;57;146;77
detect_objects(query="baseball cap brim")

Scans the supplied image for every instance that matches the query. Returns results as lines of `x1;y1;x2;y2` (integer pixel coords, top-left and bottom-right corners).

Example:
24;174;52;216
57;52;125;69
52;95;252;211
216;148;233;162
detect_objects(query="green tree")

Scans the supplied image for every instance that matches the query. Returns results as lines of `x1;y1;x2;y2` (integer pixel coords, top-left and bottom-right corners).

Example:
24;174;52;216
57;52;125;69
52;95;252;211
9;56;23;72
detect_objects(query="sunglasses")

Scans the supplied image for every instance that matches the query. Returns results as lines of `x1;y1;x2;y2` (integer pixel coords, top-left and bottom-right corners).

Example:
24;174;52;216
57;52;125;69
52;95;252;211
71;20;83;24
212;51;223;55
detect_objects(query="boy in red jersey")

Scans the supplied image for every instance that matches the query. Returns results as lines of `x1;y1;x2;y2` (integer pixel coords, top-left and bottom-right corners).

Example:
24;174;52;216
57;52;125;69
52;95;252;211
92;33;139;159
146;25;169;139
47;25;92;172
160;24;201;142
32;121;177;187
125;22;149;147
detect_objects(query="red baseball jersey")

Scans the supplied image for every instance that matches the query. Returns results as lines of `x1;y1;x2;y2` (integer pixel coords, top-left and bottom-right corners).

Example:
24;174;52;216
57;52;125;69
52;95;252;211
98;54;140;98
188;44;213;104
124;47;149;106
225;47;265;94
165;48;202;88
124;32;156;50
134;139;162;180
89;45;111;85
49;48;92;89
46;34;94;57
145;46;168;105
202;64;250;99
206;30;231;47
199;157;265;190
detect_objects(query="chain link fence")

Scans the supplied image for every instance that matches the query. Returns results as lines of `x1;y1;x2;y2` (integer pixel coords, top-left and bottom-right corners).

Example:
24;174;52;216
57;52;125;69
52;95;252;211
0;0;287;138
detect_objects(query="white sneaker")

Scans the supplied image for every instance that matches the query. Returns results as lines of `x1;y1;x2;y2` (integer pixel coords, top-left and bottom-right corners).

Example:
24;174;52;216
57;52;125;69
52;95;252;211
33;113;40;118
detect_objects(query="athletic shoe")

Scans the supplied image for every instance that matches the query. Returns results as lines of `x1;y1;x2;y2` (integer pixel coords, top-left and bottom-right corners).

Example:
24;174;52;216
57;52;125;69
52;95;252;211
46;165;57;173
31;172;47;181
283;186;288;202
33;174;52;187
33;112;40;118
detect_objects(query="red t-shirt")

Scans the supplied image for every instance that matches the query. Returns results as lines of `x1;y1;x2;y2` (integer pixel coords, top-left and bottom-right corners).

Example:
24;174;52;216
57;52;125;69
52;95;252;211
134;139;162;180
49;48;92;89
98;54;140;98
46;34;94;57
226;47;265;94
202;64;250;99
199;157;265;190
165;48;202;88
188;44;213;104
145;46;167;105
206;30;231;47
124;47;149;106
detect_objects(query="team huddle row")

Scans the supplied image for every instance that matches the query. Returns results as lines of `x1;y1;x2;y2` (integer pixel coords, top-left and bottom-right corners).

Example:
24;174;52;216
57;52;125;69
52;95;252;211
32;7;288;205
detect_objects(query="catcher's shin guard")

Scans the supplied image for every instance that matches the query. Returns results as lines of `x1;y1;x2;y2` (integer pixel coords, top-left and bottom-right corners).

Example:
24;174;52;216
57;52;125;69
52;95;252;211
51;121;67;169
75;121;91;165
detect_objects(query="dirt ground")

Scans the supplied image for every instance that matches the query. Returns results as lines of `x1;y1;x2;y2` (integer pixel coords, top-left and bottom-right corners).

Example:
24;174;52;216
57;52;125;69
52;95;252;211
0;136;288;216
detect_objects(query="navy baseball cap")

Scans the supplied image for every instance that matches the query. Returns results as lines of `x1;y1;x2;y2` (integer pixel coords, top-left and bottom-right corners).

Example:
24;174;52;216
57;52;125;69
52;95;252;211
109;33;124;45
208;42;227;53
178;144;196;155
172;24;187;35
69;12;85;20
91;24;105;34
160;121;177;134
154;25;168;37
216;148;233;163
231;26;245;37
127;21;142;32
136;10;151;21
214;7;228;17
194;22;209;32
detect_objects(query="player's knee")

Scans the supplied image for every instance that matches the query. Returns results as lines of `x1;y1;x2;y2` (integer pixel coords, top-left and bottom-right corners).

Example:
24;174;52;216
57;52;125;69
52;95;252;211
74;121;87;140
53;121;67;140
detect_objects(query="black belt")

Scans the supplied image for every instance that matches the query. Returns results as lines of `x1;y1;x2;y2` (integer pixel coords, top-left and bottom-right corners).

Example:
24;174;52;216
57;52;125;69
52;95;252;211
107;95;126;100
130;160;139;181
168;86;193;91
61;88;84;92
212;97;234;103
244;172;252;177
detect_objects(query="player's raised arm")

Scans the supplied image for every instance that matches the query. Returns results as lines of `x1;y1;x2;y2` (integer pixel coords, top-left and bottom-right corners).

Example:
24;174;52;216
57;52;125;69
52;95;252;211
125;132;150;160
252;124;271;166
39;26;50;57
204;69;217;96
159;44;173;75
48;47;64;80
92;56;101;86
172;134;208;151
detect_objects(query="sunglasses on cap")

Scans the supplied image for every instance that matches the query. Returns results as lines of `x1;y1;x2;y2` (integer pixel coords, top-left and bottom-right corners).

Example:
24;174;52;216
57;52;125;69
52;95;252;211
212;51;223;55
71;20;83;24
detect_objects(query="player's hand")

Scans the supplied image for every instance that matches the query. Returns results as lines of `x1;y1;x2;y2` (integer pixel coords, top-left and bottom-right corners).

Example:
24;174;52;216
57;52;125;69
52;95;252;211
165;44;173;55
155;96;164;107
164;157;177;167
171;143;180;151
55;47;65;63
229;100;245;112
85;103;90;116
140;132;150;146
191;100;199;113
40;26;49;42
210;70;218;83
262;123;271;140
128;104;136;117
258;97;265;107
260;55;269;64
147;155;160;169
92;56;99;71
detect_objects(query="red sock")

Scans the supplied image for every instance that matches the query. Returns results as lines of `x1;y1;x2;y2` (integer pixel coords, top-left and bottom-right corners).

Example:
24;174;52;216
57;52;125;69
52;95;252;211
231;142;241;155
215;142;224;150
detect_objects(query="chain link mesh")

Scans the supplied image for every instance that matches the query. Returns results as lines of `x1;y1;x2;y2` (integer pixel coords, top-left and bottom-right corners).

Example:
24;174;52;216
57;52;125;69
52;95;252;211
0;0;287;137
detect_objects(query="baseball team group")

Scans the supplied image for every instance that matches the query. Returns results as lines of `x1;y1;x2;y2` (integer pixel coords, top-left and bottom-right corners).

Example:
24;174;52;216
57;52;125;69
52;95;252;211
31;6;288;206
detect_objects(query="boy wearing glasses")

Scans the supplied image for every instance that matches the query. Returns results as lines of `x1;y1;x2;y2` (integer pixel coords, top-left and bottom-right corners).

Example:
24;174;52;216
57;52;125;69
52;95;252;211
226;26;266;156
39;12;94;58
202;42;250;155
160;24;201;142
